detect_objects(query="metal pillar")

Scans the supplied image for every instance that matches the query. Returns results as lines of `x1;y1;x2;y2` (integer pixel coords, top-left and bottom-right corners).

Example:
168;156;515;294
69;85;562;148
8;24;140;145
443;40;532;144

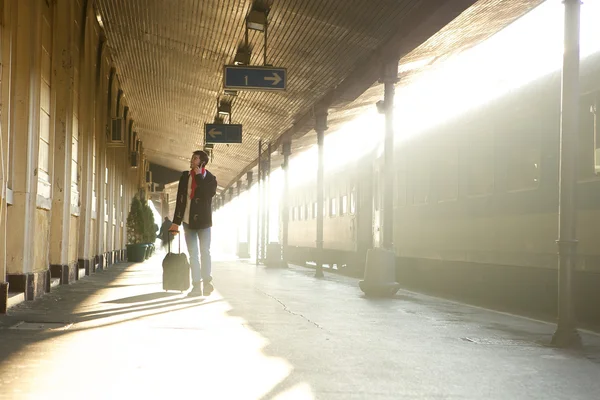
382;60;398;250
281;139;292;265
358;60;400;297
315;110;328;278
552;0;582;348
264;142;271;253
256;141;271;265
256;140;262;265
246;171;253;259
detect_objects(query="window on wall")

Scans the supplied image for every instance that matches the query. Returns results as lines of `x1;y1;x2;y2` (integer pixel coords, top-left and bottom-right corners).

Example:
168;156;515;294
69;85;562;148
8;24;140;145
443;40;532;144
436;143;459;201
330;197;337;217
396;160;407;206
578;92;600;180
506;123;541;191
300;204;305;221
341;195;348;215
92;130;97;214
350;191;356;214
594;95;600;175
104;166;108;218
38;3;53;200
467;129;495;196
413;151;430;204
373;178;379;211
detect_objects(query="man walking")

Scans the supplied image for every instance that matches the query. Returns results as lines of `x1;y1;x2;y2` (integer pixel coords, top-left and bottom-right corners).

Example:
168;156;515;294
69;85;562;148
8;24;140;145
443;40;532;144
158;216;173;249
169;150;217;297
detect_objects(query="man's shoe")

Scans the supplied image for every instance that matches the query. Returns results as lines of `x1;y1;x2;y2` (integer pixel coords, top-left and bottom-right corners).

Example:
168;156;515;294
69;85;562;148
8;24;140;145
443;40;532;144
203;281;214;296
187;283;203;297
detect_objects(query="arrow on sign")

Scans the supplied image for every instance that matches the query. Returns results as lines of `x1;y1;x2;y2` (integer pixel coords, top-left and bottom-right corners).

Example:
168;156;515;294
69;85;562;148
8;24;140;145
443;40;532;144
208;128;222;138
264;72;282;86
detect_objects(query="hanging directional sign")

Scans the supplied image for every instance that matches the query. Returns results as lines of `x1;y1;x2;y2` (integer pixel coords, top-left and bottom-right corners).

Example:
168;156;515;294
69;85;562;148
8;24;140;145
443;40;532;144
223;65;287;91
204;123;243;144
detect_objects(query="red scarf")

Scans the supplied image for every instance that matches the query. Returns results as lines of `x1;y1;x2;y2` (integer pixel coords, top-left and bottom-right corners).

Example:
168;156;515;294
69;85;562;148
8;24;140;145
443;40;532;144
189;167;206;199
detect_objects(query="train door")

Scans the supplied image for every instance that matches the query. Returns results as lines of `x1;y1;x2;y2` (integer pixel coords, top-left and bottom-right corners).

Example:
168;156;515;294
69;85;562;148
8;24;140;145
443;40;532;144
371;152;384;248
355;164;373;261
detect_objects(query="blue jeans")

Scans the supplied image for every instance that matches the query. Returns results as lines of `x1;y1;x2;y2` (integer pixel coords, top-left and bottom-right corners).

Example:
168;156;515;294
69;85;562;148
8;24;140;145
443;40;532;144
183;224;212;284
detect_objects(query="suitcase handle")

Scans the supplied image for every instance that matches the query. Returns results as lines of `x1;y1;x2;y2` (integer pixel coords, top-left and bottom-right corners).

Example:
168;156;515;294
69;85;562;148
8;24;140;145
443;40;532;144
167;230;182;254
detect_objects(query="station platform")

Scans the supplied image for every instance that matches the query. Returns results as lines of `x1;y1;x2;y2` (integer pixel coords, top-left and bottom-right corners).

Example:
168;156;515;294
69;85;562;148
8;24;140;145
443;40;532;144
1;252;599;399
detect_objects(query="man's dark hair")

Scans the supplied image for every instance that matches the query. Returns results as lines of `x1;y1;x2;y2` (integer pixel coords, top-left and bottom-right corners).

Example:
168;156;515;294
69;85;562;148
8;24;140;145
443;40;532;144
193;150;209;166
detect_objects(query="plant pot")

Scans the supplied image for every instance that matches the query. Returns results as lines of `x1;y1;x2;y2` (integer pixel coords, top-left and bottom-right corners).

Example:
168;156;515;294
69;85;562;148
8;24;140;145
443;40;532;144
127;244;147;263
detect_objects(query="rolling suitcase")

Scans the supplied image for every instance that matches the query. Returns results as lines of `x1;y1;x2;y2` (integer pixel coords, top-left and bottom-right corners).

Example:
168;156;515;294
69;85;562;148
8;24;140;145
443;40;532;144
162;235;190;292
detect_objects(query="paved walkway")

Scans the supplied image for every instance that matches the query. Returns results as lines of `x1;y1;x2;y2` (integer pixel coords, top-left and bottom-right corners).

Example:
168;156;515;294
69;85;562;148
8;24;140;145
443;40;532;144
1;252;599;399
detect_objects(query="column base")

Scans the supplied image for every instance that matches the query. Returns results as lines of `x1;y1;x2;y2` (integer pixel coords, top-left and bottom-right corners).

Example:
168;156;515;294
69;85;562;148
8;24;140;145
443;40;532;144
96;254;105;271
359;248;400;297
78;259;92;277
0;282;8;314
7;269;51;301
551;325;583;348
50;263;78;285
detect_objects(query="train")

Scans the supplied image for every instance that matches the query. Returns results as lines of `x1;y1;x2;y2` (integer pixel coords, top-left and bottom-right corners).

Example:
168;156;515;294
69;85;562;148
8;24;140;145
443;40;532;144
286;50;600;326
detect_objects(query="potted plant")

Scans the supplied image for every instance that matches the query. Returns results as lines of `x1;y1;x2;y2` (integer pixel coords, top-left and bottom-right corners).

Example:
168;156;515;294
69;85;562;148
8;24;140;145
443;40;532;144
126;196;148;262
141;200;157;259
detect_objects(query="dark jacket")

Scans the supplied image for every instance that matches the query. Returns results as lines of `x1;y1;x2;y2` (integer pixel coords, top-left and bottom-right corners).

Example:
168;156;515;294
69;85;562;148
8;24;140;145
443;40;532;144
158;219;173;242
173;170;217;229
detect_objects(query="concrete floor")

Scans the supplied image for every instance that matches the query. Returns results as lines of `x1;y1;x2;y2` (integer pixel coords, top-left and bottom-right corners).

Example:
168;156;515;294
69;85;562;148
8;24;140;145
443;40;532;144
1;252;599;399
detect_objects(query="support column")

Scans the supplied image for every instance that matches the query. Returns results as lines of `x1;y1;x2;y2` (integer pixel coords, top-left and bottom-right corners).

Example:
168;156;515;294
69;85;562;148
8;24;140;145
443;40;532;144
244;171;253;259
122;149;129;259
552;0;582;348
96;120;107;270
359;60;400;297
382;61;397;250
6;0;43;299
281;139;291;265
115;148;121;261
235;180;243;257
256;141;262;265
78;5;95;276
106;149;115;266
264;142;271;256
315;110;327;278
95;44;107;270
49;0;75;285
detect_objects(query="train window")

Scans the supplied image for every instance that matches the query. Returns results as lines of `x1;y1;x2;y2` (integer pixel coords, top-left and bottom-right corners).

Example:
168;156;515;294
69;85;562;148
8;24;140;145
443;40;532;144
467;130;494;196
323;199;328;217
579;92;600;179
313;202;317;219
300;205;305;220
290;207;294;221
506;142;540;191
373;177;380;211
396;162;407;206
330;197;337;216
350;191;356;214
341;195;348;215
293;206;298;221
413;151;430;204
595;94;600;175
436;143;458;201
